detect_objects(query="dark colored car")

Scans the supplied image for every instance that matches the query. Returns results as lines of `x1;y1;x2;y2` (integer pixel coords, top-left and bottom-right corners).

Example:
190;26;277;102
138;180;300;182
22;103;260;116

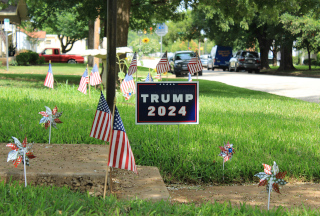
173;51;202;76
229;51;261;73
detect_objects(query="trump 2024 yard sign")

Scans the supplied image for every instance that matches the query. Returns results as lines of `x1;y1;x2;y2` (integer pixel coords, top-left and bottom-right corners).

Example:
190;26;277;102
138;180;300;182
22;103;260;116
136;82;199;125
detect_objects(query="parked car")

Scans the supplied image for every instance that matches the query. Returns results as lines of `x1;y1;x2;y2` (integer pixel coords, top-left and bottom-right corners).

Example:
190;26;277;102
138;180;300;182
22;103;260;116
207;45;232;71
200;54;211;68
229;50;261;73
172;51;202;76
39;48;85;63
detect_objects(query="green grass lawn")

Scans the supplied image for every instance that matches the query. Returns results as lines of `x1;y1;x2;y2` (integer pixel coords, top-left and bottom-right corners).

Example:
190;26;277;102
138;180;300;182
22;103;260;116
0;181;318;215
263;65;320;76
0;73;319;184
1;67;320;214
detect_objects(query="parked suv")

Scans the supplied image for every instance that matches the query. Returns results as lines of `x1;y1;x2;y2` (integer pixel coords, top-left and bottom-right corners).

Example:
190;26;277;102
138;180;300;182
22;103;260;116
228;51;261;73
173;51;202;76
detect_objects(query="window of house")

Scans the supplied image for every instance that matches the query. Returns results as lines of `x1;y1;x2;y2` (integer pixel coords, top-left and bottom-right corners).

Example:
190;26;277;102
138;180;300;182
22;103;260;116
45;40;51;45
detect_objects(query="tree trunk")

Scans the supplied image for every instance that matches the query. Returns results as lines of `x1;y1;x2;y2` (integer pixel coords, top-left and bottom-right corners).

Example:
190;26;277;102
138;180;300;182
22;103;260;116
306;43;311;71
272;46;277;66
278;40;295;71
116;0;131;77
88;20;94;67
257;33;272;70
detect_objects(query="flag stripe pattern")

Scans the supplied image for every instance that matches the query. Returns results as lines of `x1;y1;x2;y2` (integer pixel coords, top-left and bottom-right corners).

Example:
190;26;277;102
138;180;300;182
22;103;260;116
108;106;137;174
78;69;88;94
156;52;171;74
90;64;102;86
188;55;203;75
120;74;136;100
128;52;137;76
44;63;54;88
263;164;272;175
90;92;112;142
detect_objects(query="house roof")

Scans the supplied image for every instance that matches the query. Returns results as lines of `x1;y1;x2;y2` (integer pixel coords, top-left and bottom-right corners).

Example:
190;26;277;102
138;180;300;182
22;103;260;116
18;27;46;39
0;0;28;24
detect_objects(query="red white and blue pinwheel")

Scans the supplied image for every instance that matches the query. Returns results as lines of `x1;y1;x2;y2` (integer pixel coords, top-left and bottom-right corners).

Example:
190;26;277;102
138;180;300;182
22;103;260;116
6;136;36;187
254;161;288;210
218;141;235;162
39;106;63;144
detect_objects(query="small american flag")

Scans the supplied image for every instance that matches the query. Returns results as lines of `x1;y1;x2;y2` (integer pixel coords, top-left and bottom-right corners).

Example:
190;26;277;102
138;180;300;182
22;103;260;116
78;69;89;94
120;74;136;100
145;73;153;82
128;52;137;76
156;52;171;74
90;92;112;142
188;72;192;82
108;106;137;174
90;64;102;86
187;53;203;75
44;63;54;89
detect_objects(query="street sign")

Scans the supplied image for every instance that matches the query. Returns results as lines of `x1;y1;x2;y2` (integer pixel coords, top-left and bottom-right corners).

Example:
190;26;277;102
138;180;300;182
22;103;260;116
155;23;168;37
136;82;199;125
4;19;10;31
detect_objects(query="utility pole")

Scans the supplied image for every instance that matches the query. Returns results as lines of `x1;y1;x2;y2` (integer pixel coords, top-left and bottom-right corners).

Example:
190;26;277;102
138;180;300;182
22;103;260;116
106;0;117;111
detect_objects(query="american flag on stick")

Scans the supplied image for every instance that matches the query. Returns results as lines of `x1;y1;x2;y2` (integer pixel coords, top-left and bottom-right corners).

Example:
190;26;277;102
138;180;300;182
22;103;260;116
187;52;203;75
90;64;102;86
128;52;137;76
120;74;136;100
156;52;171;74
108;106;137;174
44;63;54;89
90;92;112;142
145;73;153;82
78;69;89;94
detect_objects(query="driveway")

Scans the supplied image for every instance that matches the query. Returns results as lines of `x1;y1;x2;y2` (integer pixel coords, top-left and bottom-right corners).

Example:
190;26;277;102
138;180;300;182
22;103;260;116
200;69;320;103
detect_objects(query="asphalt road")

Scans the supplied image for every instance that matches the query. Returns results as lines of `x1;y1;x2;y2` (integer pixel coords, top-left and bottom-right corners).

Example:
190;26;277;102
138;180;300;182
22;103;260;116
139;59;320;103
200;68;320;103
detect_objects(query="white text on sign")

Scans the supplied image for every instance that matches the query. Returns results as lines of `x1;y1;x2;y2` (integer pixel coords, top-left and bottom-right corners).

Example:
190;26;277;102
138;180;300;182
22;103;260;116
141;94;194;103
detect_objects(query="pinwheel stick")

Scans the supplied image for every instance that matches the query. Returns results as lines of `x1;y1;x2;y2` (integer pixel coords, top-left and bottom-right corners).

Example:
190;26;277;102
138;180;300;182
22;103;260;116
49;123;51;144
103;96;117;199
223;159;225;181
23;150;27;187
267;181;272;210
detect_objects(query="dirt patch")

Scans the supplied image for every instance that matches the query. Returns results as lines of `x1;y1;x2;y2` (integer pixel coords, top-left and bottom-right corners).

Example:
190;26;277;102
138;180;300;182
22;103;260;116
168;183;320;210
0;144;169;201
1;143;319;210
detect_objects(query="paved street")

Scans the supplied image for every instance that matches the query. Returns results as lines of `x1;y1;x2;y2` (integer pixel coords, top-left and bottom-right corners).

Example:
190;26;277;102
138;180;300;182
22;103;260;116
140;59;320;103
200;69;320;103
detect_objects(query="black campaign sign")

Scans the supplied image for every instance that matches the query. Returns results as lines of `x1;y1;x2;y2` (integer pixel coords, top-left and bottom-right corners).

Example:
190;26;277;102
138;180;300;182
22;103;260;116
136;82;199;125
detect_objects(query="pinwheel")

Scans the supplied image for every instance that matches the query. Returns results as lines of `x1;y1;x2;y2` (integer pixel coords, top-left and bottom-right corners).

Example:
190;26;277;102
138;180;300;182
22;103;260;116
39;106;63;144
254;161;287;210
7;136;36;187
218;141;235;181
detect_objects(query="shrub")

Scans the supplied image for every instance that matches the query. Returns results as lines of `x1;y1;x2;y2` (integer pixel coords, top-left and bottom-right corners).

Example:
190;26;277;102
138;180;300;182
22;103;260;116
16;52;29;65
303;58;317;66
10;59;18;66
27;51;39;65
37;56;45;65
15;50;40;65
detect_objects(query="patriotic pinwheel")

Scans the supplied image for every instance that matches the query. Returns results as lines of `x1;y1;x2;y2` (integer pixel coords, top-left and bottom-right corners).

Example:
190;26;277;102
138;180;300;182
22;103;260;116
254;161;288;210
39;106;63;144
218;141;235;181
218;141;235;162
6;136;36;187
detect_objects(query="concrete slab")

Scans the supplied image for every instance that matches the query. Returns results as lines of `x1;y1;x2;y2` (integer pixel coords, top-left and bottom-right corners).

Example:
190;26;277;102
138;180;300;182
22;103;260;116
0;144;169;201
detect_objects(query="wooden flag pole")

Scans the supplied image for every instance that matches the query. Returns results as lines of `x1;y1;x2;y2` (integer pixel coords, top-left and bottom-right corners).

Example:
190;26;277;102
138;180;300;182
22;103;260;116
87;64;91;98
103;96;117;199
